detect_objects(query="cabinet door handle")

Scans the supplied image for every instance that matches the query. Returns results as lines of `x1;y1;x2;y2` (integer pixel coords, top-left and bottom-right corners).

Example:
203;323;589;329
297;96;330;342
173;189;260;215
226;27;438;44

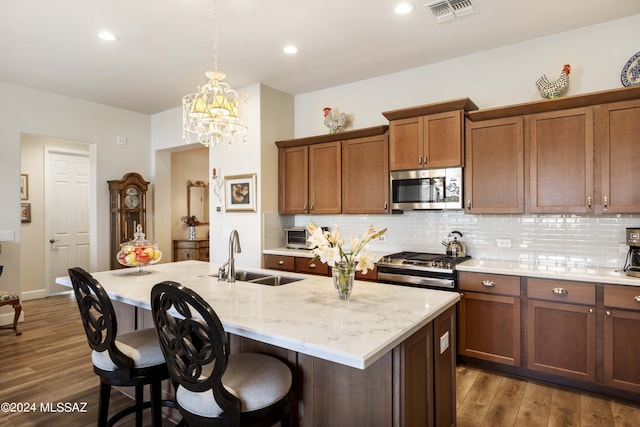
634;296;640;303
481;280;495;287
278;260;284;265
310;203;315;211
588;308;594;314
603;196;608;211
552;287;568;295
303;203;308;212
467;200;471;211
384;201;388;210
606;310;612;316
418;156;423;166
587;196;592;211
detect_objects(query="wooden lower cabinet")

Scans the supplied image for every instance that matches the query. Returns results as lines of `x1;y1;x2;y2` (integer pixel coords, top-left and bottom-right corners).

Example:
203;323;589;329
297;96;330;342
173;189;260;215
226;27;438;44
526;278;596;382
264;253;378;280
603;284;640;393
231;307;456;427
458;272;521;366
458;274;640;402
264;254;329;276
526;299;596;382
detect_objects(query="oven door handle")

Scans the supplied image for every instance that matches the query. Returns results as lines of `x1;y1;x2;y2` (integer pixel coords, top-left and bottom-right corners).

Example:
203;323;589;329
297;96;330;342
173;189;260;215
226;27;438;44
377;272;455;289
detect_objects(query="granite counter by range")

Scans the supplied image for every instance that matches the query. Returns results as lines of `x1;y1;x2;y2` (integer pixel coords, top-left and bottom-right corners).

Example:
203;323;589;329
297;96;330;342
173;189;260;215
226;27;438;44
457;258;639;286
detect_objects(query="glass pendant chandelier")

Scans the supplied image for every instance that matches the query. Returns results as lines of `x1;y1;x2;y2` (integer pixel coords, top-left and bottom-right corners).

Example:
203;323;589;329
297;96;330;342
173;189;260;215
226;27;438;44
183;0;248;147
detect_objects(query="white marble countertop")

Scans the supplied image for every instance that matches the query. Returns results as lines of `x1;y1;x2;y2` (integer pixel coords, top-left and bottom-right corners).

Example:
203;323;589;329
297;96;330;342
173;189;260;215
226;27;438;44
56;260;459;369
457;259;640;287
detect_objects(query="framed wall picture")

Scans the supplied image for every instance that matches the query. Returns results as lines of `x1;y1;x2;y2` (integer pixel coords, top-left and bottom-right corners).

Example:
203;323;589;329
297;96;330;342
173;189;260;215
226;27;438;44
21;203;31;223
20;174;29;200
224;174;257;212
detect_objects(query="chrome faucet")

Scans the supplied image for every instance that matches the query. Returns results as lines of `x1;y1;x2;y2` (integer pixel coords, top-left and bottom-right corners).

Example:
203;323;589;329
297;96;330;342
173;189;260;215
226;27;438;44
218;229;241;282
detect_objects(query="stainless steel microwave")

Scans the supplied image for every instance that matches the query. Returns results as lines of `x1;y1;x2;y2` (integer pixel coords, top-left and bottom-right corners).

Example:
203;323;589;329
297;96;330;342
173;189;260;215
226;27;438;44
390;167;463;210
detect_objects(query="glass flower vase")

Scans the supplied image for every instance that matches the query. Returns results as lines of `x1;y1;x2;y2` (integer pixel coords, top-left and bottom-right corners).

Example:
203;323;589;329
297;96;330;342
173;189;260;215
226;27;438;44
188;226;196;240
332;261;355;300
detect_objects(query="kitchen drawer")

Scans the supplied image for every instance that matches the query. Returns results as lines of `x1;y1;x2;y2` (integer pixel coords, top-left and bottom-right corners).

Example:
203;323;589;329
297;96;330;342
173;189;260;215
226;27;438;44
527;278;595;305
356;266;378;282
264;254;295;271
458;272;520;296
604;284;640;310
295;257;330;276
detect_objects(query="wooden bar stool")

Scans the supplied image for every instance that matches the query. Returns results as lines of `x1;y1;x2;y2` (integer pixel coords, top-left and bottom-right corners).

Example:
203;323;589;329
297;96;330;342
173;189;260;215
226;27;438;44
0;265;21;336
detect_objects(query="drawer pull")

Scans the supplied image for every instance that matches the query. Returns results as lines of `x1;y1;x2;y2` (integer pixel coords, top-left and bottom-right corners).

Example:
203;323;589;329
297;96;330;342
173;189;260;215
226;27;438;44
309;263;316;268
481;280;495;288
552;287;568;295
278;260;284;265
634;296;640;303
588;308;594;314
606;310;612;316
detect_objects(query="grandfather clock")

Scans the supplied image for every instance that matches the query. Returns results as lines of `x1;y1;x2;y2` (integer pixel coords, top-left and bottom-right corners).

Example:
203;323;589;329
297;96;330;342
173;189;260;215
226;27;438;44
108;172;150;269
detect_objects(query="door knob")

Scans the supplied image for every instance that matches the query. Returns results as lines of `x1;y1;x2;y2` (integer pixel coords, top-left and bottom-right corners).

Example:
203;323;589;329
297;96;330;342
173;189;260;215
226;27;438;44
49;239;57;244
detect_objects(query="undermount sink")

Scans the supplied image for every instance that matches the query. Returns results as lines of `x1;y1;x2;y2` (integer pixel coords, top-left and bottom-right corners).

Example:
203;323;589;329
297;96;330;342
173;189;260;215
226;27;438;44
209;270;303;286
245;275;303;286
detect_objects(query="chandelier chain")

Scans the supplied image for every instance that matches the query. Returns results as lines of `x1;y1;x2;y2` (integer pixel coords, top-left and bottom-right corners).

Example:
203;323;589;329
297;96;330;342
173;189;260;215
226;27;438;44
212;0;218;72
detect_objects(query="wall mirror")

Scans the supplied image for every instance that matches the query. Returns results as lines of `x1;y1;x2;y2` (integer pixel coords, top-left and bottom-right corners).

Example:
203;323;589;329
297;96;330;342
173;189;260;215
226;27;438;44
187;180;209;224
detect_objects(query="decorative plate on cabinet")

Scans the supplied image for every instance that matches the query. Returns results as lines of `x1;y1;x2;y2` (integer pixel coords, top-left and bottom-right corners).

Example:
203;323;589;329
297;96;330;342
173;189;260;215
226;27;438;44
621;50;640;87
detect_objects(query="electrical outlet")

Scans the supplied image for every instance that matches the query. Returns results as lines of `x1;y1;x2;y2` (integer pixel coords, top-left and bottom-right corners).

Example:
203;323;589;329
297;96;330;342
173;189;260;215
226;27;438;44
496;238;511;248
440;331;450;354
116;136;127;145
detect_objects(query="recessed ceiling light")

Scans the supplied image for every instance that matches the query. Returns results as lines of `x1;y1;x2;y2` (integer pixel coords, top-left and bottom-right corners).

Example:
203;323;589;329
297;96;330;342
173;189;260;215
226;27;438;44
283;45;299;55
97;31;119;42
394;2;415;14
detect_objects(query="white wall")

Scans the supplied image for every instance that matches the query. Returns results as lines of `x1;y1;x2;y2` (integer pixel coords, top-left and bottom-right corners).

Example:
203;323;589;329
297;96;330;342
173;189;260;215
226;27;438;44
294;14;640;137
151;84;294;269
0;81;151;324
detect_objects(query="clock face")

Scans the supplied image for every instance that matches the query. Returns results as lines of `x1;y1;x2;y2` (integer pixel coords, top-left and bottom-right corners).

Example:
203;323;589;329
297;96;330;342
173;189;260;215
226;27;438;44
124;187;140;209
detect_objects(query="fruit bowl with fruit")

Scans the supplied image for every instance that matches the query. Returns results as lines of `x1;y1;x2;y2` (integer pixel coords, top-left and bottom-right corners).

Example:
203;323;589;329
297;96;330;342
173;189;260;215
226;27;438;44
116;225;162;274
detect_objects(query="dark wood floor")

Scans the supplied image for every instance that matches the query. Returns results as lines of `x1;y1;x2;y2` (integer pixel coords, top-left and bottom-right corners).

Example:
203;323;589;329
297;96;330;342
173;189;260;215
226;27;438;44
2;294;640;426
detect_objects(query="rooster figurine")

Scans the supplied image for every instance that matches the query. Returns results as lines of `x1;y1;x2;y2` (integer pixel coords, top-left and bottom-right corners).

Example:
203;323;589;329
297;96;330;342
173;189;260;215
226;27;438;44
323;107;347;134
536;64;571;99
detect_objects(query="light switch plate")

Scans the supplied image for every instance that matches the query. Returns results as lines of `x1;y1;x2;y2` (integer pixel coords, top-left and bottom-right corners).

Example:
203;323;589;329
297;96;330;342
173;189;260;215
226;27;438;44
440;331;450;354
0;230;15;241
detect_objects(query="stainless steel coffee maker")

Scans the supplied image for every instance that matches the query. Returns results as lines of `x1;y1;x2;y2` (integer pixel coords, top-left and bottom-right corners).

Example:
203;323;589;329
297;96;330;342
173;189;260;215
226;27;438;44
624;228;640;278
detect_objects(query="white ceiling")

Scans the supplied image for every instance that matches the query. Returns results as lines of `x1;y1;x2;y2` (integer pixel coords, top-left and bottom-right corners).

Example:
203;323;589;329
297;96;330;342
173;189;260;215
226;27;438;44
1;0;638;115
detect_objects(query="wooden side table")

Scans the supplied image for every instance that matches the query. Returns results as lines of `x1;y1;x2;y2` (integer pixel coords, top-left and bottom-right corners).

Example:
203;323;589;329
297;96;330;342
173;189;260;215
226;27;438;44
0;292;22;336
173;239;210;262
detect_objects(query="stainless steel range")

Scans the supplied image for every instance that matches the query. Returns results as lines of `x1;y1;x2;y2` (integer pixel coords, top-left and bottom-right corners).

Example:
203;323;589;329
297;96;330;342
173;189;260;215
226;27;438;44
377;252;470;290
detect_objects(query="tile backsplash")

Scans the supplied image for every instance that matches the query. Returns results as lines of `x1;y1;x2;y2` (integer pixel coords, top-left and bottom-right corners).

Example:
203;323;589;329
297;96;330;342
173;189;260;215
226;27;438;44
264;211;638;270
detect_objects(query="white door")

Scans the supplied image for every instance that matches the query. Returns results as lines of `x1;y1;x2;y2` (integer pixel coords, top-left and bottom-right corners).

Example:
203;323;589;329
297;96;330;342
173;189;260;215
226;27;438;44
45;149;90;295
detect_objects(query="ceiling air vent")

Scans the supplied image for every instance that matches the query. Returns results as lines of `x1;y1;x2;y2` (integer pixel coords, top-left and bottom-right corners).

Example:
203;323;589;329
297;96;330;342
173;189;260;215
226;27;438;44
425;0;475;23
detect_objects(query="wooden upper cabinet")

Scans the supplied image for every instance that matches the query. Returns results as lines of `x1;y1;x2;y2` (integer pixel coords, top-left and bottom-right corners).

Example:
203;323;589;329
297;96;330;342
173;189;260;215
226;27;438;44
342;134;389;214
465;116;524;213
389;110;463;170
278;145;309;214
595;99;640;213
309;141;342;214
276;126;389;215
389;116;421;170
384;98;477;171
527;107;594;213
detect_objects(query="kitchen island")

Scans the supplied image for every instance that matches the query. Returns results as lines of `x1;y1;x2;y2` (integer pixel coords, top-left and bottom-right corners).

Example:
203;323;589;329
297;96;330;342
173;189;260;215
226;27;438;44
57;260;460;427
